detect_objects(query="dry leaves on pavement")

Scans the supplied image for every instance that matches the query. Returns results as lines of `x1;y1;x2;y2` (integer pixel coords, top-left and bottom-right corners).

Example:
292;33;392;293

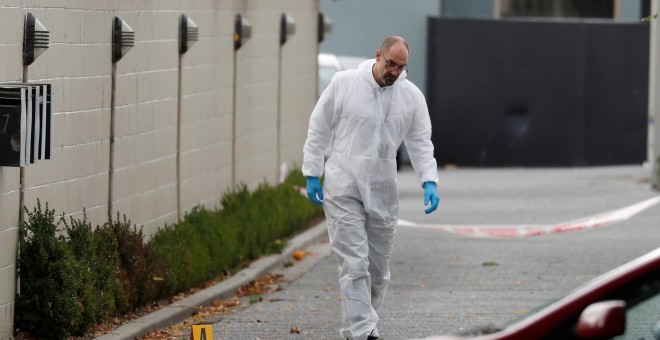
140;273;286;339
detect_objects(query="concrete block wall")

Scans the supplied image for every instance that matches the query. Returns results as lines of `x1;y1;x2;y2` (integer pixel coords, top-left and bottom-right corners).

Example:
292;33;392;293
0;0;320;337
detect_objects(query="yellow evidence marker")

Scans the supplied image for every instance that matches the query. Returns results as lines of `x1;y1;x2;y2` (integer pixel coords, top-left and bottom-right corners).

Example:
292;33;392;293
190;325;214;340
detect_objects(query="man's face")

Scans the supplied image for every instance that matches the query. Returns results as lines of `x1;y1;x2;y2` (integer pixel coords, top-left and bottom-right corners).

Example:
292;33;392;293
375;44;408;87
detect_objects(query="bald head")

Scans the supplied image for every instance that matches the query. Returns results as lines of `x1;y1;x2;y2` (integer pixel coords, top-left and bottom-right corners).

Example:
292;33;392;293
379;36;409;53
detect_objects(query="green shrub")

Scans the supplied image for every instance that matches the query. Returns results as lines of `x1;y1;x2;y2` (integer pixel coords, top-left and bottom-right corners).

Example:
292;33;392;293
149;220;213;296
63;212;126;320
150;171;324;297
106;213;164;309
15;201;85;339
15;170;325;337
181;206;240;276
61;212;101;329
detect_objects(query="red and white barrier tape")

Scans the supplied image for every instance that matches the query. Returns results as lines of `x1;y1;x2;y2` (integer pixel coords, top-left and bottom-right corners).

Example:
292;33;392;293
398;196;660;239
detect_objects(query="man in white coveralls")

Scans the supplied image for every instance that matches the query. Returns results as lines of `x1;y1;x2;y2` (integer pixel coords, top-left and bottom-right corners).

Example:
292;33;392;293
302;36;440;340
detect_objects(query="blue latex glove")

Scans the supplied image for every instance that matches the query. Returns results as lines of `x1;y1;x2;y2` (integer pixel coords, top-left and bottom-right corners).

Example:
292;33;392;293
423;181;440;214
306;176;324;206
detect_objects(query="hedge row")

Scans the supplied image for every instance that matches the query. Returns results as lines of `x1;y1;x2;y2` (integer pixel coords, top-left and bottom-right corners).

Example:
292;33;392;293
15;170;323;339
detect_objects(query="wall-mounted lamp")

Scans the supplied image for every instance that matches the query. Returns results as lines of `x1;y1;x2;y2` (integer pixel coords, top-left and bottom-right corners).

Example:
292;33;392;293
234;14;252;50
23;13;49;66
318;12;332;43
109;16;134;216
280;13;296;46
112;16;134;63
179;14;199;55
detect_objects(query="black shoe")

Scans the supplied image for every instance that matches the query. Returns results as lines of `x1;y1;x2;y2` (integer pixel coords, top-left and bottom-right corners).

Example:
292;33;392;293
345;330;379;340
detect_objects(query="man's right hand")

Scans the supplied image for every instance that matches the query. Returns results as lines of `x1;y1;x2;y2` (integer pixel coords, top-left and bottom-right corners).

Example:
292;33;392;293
423;181;440;214
306;176;324;206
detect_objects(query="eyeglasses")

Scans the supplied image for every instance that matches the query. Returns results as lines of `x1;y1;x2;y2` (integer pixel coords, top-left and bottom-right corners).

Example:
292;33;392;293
384;59;408;73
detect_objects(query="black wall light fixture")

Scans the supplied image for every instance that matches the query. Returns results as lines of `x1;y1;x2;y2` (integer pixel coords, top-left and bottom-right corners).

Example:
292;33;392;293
232;13;251;186
112;16;134;63
276;12;295;181
234;13;252;50
179;14;199;55
23;13;49;66
109;16;134;217
176;13;198;220
318;12;332;43
19;12;51;250
280;13;295;46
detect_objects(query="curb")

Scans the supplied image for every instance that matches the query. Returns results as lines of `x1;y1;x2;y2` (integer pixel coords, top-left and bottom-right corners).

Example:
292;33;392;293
96;220;328;340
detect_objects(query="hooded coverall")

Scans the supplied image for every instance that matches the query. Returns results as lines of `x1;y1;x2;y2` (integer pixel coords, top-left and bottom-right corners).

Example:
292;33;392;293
302;59;438;340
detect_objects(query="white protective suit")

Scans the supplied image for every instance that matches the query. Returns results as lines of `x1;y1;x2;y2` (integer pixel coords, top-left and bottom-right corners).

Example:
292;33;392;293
302;59;438;340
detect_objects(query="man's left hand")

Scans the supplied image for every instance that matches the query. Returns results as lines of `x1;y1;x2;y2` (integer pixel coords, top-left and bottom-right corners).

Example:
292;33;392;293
423;181;440;214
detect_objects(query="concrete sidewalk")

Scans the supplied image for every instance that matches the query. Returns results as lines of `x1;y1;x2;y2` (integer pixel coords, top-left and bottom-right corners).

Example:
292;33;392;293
100;165;660;340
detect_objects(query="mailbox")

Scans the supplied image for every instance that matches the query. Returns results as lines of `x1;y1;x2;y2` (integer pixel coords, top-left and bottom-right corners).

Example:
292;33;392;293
0;88;24;166
0;83;52;167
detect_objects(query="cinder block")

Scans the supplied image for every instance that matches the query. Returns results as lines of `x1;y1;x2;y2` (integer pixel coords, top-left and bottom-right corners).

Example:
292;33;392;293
0;265;16;306
0;7;22;44
0;302;14;340
0;228;17;269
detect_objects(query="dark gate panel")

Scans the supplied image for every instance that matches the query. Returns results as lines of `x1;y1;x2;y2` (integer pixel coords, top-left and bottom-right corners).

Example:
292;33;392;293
427;18;649;166
583;23;650;165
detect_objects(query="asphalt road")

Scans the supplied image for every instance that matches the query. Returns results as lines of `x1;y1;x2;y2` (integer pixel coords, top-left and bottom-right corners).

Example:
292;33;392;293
180;165;660;340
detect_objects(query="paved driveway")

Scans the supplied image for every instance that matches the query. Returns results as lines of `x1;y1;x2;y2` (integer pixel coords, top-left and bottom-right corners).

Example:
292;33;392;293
201;165;660;339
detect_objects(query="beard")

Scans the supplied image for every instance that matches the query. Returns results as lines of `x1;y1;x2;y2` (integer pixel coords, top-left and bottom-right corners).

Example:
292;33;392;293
381;74;397;86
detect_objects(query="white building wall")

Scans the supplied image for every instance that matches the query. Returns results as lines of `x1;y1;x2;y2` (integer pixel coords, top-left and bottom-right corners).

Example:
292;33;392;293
180;2;234;215
234;1;279;188
0;0;319;337
110;4;179;233
281;4;319;175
